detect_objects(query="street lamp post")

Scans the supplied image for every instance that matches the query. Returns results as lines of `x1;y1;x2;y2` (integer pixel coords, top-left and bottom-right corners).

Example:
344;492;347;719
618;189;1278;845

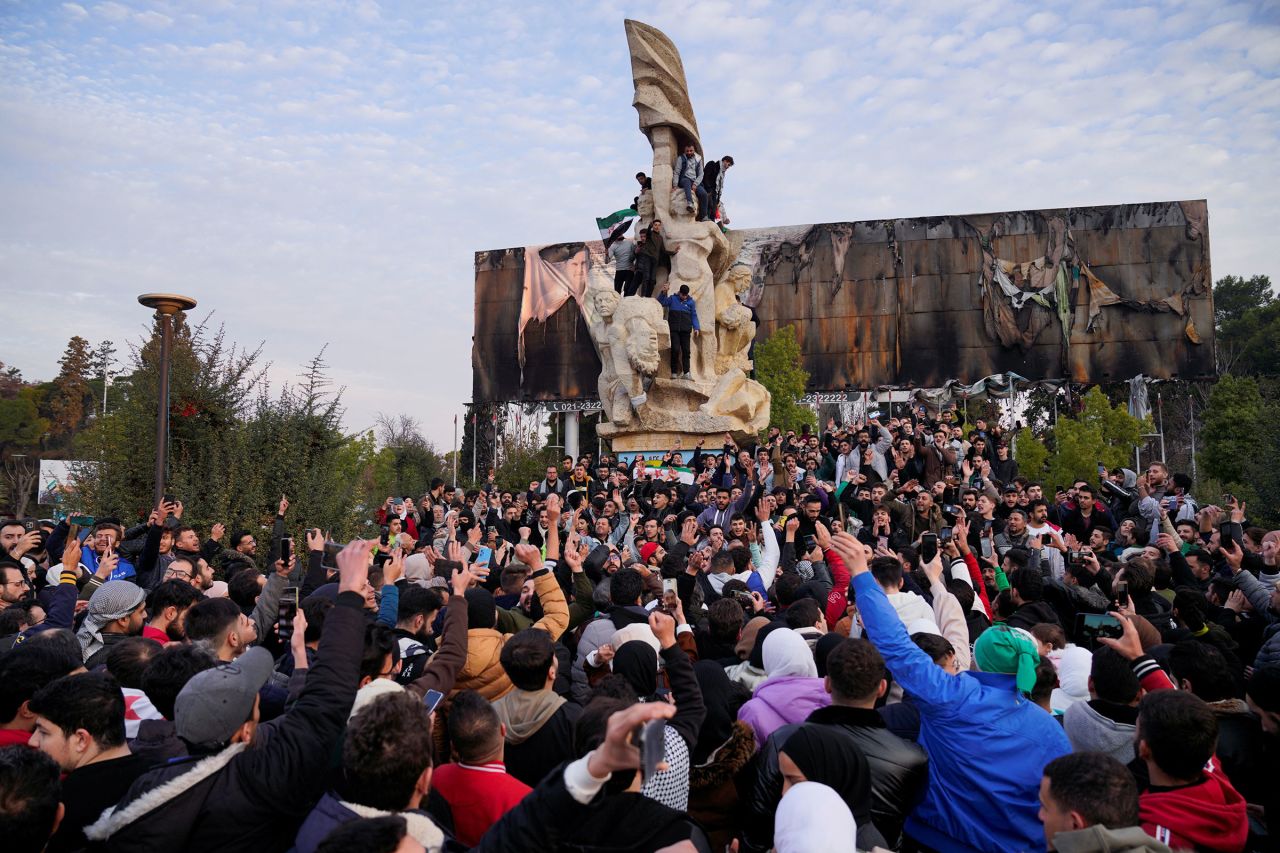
138;293;197;508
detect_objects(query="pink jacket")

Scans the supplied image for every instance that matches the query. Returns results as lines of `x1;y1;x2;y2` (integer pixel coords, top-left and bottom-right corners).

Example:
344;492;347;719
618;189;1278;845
737;676;832;750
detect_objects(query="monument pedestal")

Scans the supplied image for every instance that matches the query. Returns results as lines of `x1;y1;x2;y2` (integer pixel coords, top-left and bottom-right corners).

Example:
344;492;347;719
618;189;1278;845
609;431;733;453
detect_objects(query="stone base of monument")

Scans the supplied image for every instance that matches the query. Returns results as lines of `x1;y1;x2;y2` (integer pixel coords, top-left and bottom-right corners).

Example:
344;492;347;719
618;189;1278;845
597;370;770;447
608;432;732;453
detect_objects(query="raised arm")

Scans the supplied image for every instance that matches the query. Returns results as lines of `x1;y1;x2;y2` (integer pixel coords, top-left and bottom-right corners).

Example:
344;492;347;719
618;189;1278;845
406;565;474;699
649;611;706;748
517;543;570;641
832;531;966;710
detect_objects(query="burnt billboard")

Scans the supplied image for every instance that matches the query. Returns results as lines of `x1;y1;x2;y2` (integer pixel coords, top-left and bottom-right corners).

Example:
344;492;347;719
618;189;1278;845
472;199;1213;403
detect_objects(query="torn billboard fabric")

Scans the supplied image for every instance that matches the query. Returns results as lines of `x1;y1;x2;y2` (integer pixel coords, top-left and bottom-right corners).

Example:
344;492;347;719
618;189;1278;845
518;245;589;374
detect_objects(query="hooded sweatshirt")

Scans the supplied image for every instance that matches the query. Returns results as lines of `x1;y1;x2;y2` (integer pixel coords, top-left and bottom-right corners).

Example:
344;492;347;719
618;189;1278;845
1063;700;1137;764
886;591;935;628
1139;759;1248;853
1052;824;1172;853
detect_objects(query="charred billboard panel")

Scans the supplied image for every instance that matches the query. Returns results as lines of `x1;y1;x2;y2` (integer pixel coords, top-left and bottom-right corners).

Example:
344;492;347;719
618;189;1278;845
473;200;1214;403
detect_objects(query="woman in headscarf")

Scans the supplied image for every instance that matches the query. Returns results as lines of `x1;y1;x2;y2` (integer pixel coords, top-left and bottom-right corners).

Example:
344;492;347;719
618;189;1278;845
724;616;771;691
687;661;755;851
773;781;858;853
736;627;830;749
594;615;706;813
779;725;875;839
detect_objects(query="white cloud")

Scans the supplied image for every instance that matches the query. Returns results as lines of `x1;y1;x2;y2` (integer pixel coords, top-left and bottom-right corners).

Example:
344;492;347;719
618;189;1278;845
0;0;1277;449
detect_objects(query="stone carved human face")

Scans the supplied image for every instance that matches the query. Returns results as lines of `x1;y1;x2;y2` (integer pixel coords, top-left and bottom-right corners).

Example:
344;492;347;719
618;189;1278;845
626;318;661;376
593;289;619;319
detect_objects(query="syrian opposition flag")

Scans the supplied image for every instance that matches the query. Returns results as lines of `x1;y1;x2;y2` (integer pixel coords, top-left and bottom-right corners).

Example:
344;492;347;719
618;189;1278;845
596;209;638;248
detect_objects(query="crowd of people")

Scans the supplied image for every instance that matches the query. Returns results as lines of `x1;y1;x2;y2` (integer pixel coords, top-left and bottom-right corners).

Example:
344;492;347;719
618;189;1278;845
2;406;1279;852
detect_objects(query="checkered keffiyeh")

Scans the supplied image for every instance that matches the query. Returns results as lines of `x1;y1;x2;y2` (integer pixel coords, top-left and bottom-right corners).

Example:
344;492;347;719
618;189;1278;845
77;580;146;661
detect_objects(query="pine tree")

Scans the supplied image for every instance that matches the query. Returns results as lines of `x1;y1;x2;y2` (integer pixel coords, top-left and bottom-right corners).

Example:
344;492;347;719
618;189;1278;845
754;325;814;434
47;336;93;439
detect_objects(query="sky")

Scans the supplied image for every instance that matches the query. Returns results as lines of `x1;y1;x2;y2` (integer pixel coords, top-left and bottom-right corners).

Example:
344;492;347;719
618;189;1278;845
2;0;1278;450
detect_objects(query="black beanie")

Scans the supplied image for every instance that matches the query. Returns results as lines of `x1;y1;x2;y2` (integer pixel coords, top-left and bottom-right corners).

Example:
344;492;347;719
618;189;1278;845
465;587;497;630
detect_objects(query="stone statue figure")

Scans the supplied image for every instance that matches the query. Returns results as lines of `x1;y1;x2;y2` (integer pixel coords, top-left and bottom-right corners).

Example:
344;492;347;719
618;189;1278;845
577;21;770;447
714;263;756;374
603;295;668;427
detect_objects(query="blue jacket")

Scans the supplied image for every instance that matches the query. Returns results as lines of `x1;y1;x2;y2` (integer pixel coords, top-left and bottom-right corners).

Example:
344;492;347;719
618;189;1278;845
853;572;1070;853
657;292;700;331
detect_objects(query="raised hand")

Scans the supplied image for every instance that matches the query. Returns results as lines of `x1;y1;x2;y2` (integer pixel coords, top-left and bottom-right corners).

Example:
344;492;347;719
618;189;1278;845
814;519;832;551
1097;612;1144;660
95;547;119;580
274;554;296;578
585;701;677;780
210;522;225;542
306;528;326;553
648;609;677;648
383;547;405;585
61;534;81;573
831;530;870;575
451;563;477;596
514;542;544;572
278;495;290;516
336;540;374;595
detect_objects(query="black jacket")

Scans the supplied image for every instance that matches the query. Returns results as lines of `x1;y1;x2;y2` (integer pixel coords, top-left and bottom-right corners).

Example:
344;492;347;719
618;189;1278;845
85;591;367;852
1005;600;1061;633
745;705;926;851
503;701;583;789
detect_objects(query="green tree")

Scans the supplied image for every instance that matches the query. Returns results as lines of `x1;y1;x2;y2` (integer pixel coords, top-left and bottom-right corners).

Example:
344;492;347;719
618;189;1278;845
754;324;815;434
374;413;445;499
72;319;383;539
1016;387;1148;489
1012;427;1047;482
46;336;93;441
1214;274;1279;376
1200;374;1264;493
1214;274;1274;327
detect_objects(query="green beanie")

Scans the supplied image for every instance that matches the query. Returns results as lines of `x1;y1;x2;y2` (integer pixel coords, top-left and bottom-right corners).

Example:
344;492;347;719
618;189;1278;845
974;625;1041;694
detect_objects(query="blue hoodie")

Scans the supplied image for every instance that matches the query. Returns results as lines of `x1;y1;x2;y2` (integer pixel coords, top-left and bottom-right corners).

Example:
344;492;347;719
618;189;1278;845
853;572;1070;853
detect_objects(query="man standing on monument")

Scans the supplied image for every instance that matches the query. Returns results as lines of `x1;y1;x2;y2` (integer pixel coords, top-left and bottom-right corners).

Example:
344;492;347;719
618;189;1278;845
634;220;676;298
609;233;637;295
701;155;733;223
658;283;700;380
674;143;707;221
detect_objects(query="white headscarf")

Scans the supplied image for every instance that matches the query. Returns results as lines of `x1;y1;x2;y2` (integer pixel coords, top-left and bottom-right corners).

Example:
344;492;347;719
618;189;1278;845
775;782;857;853
762;628;818;679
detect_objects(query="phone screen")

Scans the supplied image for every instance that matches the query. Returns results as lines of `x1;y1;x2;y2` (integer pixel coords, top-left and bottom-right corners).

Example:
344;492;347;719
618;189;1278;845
422;689;445;714
1075;613;1123;649
277;586;299;643
280;537;292;566
636;718;666;782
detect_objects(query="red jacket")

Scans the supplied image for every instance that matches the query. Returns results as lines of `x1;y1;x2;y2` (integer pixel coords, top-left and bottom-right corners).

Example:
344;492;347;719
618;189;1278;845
1140;758;1247;853
822;547;852;628
432;761;531;847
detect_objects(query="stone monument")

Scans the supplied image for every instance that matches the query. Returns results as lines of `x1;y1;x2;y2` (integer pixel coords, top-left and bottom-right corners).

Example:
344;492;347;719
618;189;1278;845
582;20;771;451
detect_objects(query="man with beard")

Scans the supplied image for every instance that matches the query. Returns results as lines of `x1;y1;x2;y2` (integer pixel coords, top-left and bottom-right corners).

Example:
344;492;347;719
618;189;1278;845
393;586;444;685
143;579;203;643
995;508;1031;557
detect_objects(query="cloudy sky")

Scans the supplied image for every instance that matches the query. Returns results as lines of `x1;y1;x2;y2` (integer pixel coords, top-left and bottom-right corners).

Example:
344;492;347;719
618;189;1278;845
2;0;1277;449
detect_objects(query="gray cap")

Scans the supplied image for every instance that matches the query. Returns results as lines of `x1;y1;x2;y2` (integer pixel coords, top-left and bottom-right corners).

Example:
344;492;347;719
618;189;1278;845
175;646;274;746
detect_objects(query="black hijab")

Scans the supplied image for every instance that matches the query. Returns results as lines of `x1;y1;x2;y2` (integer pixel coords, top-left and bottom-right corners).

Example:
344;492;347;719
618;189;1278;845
692;660;735;764
780;724;874;826
612;640;659;700
814;632;845;678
